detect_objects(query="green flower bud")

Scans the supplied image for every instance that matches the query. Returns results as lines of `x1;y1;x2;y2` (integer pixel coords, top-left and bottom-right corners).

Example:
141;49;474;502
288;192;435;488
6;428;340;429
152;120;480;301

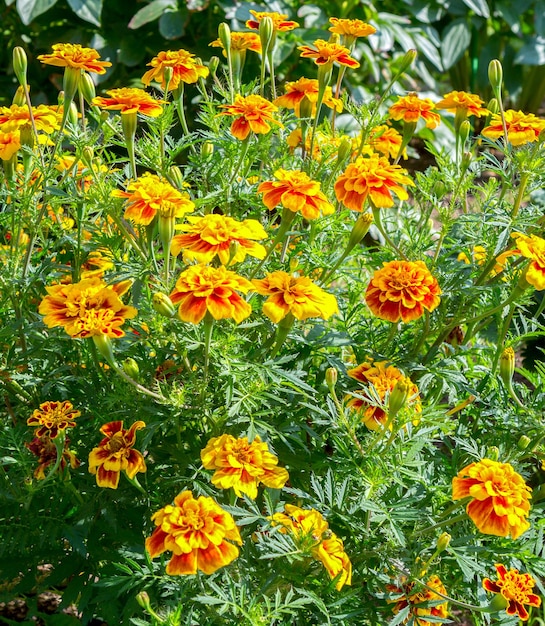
19;124;34;149
218;23;231;54
168;165;185;190
499;347;515;387
336;136;353;165
12;85;26;106
152;292;176;318
78;72;96;104
325;367;338;389
486;446;500;462
81;146;94;168
487;98;499;115
136;591;151;611
208;56;220;76
517;435;531;451
201;141;214;159
459;119;471;146
488;59;503;95
388;378;410;418
398;49;417;74
13;47;28;87
436;532;451;553
122;357;140;380
259;16;275;54
348;213;373;249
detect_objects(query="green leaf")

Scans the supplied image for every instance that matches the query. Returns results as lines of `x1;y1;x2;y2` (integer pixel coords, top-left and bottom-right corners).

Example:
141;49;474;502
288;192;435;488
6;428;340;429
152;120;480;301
461;0;490;17
66;0;102;26
515;36;545;65
441;19;472;70
16;0;58;25
158;8;187;39
128;0;176;29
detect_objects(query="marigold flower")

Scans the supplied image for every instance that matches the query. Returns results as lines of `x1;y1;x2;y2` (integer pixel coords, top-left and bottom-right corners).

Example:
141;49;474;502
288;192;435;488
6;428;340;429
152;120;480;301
27;400;81;439
389;94;441;129
26;435;79;480
245;10;299;32
435;90;487;117
39;276;137;339
365;260;441;323
334;153;414;211
55;154;108;192
387;575;449;626
0;104;61;134
258;169;335;220
346;360;421;430
481;109;545;146
141;49;209;91
512;232;545;289
252;271;338;323
145;490;242;575
286;128;322;159
298;39;360;69
270;504;351;590
201;434;289;499
274;77;342;117
170;214;267;265
452;458;532;539
112;172;195;226
88;420;146;489
369;125;406;160
169;264;253;324
79;249;115;279
218;94;282;140
483;564;541;620
329;17;376;38
210;32;262;56
457;245;516;278
92;88;164;117
0;130;21;160
37;43;111;74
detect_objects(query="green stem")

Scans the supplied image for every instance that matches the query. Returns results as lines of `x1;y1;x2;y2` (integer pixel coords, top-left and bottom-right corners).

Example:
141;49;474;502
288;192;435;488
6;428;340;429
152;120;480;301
372;205;407;259
201;313;214;400
511;172;529;219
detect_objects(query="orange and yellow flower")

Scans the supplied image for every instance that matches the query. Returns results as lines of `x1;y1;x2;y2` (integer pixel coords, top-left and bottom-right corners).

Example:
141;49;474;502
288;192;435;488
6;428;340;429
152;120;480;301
365;260;441;323
200;434;289;499
252;271;338;323
334;153;414;210
270;504;351;590
457;245;516;278
0;104;62;135
245;10;299;32
0;130;21;160
452;458;532;539
145;490;242;575
170;213;267;265
483;564;541;621
258;169;335;220
37;43;111;74
88;420;146;489
369;125;407;160
26;435;79;480
112;172;195;226
435;90;487;118
210;32;262;56
387;575;449;626
141;49;209;91
298;39;360;69
512;232;545;289
389;94;441;129
328;17;376;39
169;264;253;324
27;400;80;439
481;109;545;146
39;276;137;339
346;360;421;430
218;94;282;140
92;88;164;117
274;77;342;117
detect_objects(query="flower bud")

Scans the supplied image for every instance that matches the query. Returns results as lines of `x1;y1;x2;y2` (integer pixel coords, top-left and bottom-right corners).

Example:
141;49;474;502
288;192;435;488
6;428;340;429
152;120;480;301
92;335;116;368
459;119;471;146
218;23;231;54
517;435;531;451
168;165;185;190
388;377;410;418
499;346;515;387
136;591;151;611
486;98;499;116
486;446;500;462
398;49;417;74
12;85;26;106
208;56;219;76
68;102;79;128
13;47;28;87
436;532;451;553
19;123;34;149
488;59;503;95
325;367;338;390
299;95;314;120
348;213;373;249
62;67;81;104
259;16;275;54
152;292;176;318
81;146;94;168
201;141;214;159
336;136;353;165
122;357;140;380
78;72;96;104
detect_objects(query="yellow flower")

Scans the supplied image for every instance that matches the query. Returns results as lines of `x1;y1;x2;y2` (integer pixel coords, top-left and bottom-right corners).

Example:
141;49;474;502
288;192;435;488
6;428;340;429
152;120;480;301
0;104;62;134
512;232;545;289
387;575;449;626
37;43;111;74
210;32;262;56
258;169;335;220
170;213;267;265
435;90;487;117
200;434;289;499
92;88;164;117
334;153;414;210
252;271;338;323
145;490;242;575
38;276;137;339
245;10;299;32
141;49;209;91
369;125;406;160
286;128;323;159
274;77;342;117
26;435;79;480
112;172;195;226
328;17;376;38
457;245;516;278
298;39;360;69
270;504;351;590
452;458;532;539
365;260;441;323
54;154;108;192
483;564;541;621
169;264;253;324
346;360;421;430
88;421;146;489
0;130;21;160
27;400;81;439
218;94;282;140
79;249;115;279
389;94;441;129
482;109;545;146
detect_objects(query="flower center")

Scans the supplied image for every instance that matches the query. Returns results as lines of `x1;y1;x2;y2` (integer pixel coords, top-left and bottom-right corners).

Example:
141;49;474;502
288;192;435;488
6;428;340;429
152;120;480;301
106;433;126;454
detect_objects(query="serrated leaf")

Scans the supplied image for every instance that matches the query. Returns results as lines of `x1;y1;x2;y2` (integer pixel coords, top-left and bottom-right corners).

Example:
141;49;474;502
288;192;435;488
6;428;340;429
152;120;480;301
158;8;187;39
441;19;471;69
66;0;102;26
128;0;175;29
461;0;490;17
16;0;58;25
